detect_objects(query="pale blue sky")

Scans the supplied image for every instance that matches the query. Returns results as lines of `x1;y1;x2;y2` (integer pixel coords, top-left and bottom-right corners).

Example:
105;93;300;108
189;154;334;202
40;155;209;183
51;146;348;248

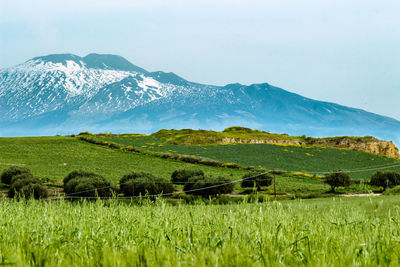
1;0;399;120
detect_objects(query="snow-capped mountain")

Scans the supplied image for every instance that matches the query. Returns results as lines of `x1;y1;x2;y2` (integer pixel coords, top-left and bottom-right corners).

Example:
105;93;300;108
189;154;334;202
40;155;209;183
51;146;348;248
1;53;400;146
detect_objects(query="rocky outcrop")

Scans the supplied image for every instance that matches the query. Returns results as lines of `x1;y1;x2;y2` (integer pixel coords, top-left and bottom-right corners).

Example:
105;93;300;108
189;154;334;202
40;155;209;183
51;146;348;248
219;137;400;159
309;137;400;159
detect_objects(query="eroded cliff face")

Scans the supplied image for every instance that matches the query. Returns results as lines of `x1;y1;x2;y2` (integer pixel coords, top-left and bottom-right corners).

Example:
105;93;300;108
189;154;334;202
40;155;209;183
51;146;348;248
309;137;400;159
220;137;400;159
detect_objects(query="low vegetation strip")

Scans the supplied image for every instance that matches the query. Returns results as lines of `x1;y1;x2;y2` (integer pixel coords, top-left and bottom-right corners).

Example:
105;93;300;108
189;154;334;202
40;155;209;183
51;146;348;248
75;135;257;171
0;197;399;266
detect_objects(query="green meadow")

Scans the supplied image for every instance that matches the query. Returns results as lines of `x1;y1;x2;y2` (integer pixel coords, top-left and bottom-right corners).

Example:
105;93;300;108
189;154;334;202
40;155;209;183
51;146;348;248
0;196;399;266
0;134;400;266
91;134;400;180
0;136;247;182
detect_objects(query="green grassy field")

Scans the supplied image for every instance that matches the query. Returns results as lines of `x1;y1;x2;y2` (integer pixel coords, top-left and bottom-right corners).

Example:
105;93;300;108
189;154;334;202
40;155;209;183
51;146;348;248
0;196;399;266
0;134;398;266
0;136;247;182
92;135;400;180
0;136;380;198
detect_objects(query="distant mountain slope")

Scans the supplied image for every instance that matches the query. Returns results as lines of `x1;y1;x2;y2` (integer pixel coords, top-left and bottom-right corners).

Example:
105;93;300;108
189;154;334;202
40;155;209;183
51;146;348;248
1;53;400;147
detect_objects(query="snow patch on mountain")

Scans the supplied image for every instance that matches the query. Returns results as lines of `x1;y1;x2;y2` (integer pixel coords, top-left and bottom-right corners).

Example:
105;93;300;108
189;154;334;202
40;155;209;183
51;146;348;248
0;57;141;120
1;53;400;149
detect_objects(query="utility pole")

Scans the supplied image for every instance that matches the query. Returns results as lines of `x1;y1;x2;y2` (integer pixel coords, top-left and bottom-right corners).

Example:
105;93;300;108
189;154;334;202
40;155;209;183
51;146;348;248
273;171;276;198
132;179;135;198
270;170;287;199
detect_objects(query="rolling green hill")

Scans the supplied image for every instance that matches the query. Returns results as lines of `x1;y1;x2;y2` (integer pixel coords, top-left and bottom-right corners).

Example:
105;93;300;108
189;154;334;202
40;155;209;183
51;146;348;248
85;133;400;180
0;136;247;182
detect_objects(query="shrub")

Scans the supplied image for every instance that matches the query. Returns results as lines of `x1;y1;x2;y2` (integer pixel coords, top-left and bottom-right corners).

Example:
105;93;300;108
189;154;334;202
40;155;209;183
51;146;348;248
370;171;400;190
241;172;272;190
63;171;114;198
63;170;101;185
10;172;34;185
383;185;400;195
184;175;234;197
171;169;204;185
325;172;351;192
19;184;48;199
119;172;174;197
8;176;47;199
1;166;32;185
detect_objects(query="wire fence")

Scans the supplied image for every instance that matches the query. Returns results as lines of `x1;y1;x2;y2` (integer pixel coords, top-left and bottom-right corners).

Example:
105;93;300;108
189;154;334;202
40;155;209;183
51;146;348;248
45;162;400;200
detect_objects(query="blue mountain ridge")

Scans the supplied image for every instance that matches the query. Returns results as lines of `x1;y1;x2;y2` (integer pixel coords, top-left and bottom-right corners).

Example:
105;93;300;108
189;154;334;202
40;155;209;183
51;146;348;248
1;53;399;147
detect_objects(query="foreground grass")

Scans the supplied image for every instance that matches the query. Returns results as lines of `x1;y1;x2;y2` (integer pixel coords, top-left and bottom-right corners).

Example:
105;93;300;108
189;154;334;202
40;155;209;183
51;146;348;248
95;135;400;180
0;136;247;182
0;196;399;266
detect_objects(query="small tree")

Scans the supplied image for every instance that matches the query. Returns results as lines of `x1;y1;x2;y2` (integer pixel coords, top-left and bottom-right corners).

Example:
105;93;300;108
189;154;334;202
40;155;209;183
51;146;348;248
1;166;31;185
8;175;48;199
120;172;174;197
171;169;204;185
241;172;272;191
325;172;351;192
63;170;101;185
10;172;34;185
63;170;114;198
370;171;400;190
184;175;234;197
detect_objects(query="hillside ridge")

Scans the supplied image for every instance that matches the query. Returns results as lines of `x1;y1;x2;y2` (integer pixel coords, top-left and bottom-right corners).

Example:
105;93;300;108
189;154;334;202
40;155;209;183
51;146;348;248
151;127;400;159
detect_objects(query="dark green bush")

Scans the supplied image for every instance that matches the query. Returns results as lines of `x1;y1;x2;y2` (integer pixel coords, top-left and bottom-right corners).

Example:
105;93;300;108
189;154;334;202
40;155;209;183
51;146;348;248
119;172;174;197
171;169;204;185
325;172;351;192
370;171;400;190
63;170;101;185
8;176;47;199
63;171;114;198
10;172;34;185
1;166;32;185
184;175;234;196
20;184;48;199
241;172;272;190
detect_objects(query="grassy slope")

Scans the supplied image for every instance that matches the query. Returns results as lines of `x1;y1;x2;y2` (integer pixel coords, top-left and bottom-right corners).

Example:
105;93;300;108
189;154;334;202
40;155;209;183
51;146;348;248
150;127;378;144
0;136;248;182
93;135;400;180
0;136;384;196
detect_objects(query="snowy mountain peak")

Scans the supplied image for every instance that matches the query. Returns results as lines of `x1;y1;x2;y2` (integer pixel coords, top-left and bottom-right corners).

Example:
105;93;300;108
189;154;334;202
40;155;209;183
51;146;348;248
82;53;148;73
28;53;147;73
1;53;400;147
32;53;83;66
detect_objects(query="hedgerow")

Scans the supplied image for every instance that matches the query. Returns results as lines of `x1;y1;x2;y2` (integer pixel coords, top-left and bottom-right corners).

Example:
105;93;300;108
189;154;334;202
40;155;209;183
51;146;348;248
76;135;253;170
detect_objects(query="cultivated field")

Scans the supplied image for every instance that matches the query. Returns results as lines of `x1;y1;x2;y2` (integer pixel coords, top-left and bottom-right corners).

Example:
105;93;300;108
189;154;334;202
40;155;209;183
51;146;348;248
1;134;400;266
0;136;247;182
90;134;400;180
0;196;399;266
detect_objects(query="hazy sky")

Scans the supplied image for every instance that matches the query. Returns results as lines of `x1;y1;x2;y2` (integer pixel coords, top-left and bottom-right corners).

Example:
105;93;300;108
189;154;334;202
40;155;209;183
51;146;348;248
1;0;399;120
